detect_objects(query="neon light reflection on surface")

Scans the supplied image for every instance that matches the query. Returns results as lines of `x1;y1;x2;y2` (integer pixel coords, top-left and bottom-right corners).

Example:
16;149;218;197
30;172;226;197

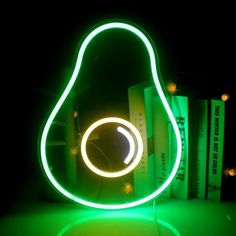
57;212;181;236
40;21;182;209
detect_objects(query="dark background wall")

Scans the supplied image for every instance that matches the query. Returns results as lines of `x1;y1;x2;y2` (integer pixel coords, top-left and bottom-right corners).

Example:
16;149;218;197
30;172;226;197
2;2;235;213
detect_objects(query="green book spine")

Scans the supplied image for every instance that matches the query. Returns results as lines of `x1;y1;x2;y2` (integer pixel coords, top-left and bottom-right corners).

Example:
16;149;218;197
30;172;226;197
152;95;172;197
207;99;225;201
171;95;190;199
189;99;208;199
128;82;155;197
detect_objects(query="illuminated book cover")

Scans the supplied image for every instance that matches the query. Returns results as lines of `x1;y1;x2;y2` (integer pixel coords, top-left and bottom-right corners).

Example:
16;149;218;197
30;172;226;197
189;98;208;199
207;99;225;201
170;95;190;200
128;82;155;197
152;95;172;197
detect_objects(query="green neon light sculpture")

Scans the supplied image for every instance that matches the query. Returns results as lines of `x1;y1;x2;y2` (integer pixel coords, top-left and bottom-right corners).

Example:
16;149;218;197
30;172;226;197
39;20;182;209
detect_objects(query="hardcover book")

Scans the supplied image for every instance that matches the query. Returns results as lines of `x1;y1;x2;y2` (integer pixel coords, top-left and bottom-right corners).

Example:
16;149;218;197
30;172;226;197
189;98;208;199
128;82;155;197
170;95;190;200
207;99;225;201
152;95;172;197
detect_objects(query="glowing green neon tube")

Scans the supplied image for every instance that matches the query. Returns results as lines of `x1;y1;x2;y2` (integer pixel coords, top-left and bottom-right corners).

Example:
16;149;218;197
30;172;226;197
40;21;182;210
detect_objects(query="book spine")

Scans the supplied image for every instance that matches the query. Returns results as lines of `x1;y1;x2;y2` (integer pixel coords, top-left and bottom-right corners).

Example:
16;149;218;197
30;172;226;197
170;95;190;199
144;87;156;192
128;84;155;197
152;95;172;197
189;99;208;199
207;99;225;201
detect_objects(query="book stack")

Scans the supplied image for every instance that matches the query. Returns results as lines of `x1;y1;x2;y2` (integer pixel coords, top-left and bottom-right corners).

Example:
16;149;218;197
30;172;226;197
128;82;225;201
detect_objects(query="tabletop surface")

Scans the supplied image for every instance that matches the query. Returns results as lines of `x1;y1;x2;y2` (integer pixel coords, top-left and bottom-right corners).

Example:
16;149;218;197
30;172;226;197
1;186;235;236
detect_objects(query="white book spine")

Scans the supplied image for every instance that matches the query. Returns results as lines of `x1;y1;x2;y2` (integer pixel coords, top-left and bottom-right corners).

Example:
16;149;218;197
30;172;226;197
171;95;189;199
207;99;225;201
152;95;172;197
128;83;155;196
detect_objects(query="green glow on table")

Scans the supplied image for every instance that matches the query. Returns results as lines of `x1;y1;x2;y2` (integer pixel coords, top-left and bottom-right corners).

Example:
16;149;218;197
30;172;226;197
57;211;181;236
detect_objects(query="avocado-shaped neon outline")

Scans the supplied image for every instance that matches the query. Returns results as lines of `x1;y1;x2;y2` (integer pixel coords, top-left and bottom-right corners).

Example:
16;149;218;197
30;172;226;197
80;117;142;178
40;21;182;210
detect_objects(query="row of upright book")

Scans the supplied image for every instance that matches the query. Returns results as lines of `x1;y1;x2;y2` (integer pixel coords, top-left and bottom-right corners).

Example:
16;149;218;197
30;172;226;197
128;81;225;201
